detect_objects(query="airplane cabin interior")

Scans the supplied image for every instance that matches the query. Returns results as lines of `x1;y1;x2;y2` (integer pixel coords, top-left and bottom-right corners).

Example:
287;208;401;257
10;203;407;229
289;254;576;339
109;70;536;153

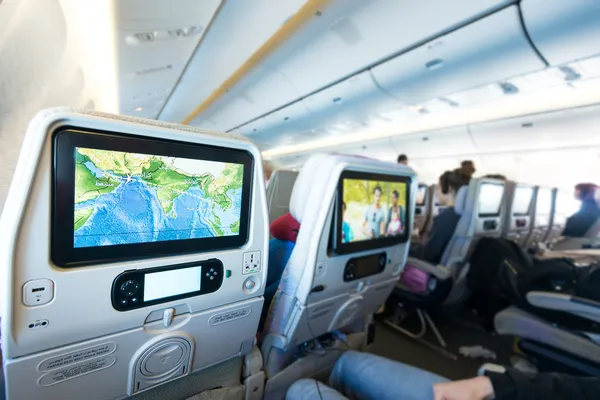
1;1;600;399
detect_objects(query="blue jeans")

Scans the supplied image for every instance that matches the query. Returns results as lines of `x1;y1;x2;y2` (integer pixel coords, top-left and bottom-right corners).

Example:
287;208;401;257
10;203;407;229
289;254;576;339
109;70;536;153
286;351;448;400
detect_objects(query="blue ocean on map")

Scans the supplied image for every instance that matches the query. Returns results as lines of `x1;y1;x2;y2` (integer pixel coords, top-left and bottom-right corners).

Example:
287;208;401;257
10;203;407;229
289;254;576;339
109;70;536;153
74;181;242;248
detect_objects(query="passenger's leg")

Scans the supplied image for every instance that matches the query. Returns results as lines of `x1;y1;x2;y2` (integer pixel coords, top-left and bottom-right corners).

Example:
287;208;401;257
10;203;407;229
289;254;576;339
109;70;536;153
286;379;348;400
329;351;448;400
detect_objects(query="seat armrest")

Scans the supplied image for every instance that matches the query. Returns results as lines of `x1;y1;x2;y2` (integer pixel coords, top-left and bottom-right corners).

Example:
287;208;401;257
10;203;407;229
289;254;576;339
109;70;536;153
406;257;451;280
478;363;506;376
527;291;600;324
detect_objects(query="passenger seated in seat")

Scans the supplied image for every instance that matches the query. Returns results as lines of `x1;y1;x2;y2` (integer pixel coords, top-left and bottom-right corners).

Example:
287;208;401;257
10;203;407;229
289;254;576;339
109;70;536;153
397;154;408;165
563;183;600;238
260;213;300;329
286;350;599;400
411;169;471;264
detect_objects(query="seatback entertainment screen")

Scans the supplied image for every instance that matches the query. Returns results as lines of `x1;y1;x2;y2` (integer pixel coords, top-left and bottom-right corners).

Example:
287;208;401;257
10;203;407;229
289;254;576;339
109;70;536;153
478;183;504;217
535;187;553;225
53;128;253;267
512;186;534;216
335;171;410;254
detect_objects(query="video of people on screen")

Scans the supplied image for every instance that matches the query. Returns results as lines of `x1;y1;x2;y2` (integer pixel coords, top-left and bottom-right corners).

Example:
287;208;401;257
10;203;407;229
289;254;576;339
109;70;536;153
341;179;407;243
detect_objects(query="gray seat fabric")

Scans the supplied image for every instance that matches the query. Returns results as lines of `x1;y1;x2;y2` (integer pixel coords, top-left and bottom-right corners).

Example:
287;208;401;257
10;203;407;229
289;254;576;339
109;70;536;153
524;186;553;250
261;153;416;392
501;181;535;248
552;218;600;250
495;306;600;364
440;179;506;307
266;170;299;225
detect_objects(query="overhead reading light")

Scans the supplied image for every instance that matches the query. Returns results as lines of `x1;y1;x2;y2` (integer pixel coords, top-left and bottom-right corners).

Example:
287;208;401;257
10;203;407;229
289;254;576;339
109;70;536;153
127;26;202;45
168;26;202;38
439;97;459;107
559;66;582;82
333;97;342;103
134;107;143;112
133;32;157;43
521;122;533;128
499;82;519;95
133;64;174;76
409;105;425;113
425;58;444;70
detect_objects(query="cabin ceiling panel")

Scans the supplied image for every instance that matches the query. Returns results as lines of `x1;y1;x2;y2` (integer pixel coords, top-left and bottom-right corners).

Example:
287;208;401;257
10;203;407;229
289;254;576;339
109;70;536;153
158;0;306;123
521;0;600;66
370;6;546;104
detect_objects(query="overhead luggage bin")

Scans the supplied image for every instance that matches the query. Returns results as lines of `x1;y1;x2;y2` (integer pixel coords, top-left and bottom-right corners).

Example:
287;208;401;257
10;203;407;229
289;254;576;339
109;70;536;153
195;0;516;132
194;65;305;131
238;71;403;145
273;0;516;99
520;0;600;66
370;6;546;104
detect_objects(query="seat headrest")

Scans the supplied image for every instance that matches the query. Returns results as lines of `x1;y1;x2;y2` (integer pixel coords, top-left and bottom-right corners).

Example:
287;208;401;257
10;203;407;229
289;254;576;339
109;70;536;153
289;154;330;222
454;186;469;216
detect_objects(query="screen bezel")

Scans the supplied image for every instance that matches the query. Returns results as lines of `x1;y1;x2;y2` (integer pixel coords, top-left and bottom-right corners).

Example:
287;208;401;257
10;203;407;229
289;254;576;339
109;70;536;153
477;182;505;217
512;185;535;216
52;127;254;267
334;170;411;255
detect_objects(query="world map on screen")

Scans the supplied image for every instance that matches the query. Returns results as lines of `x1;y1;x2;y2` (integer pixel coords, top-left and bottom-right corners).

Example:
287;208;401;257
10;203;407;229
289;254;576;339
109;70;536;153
74;147;243;248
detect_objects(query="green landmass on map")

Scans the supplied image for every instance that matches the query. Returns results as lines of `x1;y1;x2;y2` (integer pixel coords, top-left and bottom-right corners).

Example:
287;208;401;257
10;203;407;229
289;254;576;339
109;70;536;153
140;158;211;215
209;164;244;210
207;219;224;236
75;153;120;203
74;207;94;230
230;220;240;234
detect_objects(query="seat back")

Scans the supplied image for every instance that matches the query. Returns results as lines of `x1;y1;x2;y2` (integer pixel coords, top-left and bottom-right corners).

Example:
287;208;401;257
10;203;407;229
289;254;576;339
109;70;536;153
553;217;600;250
266;170;299;225
261;154;416;377
414;183;430;236
423;184;446;237
0;109;269;400
547;188;569;245
501;182;536;247
525;186;553;249
442;178;506;307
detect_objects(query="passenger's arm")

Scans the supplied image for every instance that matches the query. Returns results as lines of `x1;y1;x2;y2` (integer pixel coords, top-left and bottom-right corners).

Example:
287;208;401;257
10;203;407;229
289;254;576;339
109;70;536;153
486;368;600;400
434;369;600;400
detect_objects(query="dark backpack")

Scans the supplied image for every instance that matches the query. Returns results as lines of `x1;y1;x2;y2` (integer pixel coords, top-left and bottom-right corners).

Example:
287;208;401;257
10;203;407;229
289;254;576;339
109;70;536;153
467;237;534;304
467;237;587;330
